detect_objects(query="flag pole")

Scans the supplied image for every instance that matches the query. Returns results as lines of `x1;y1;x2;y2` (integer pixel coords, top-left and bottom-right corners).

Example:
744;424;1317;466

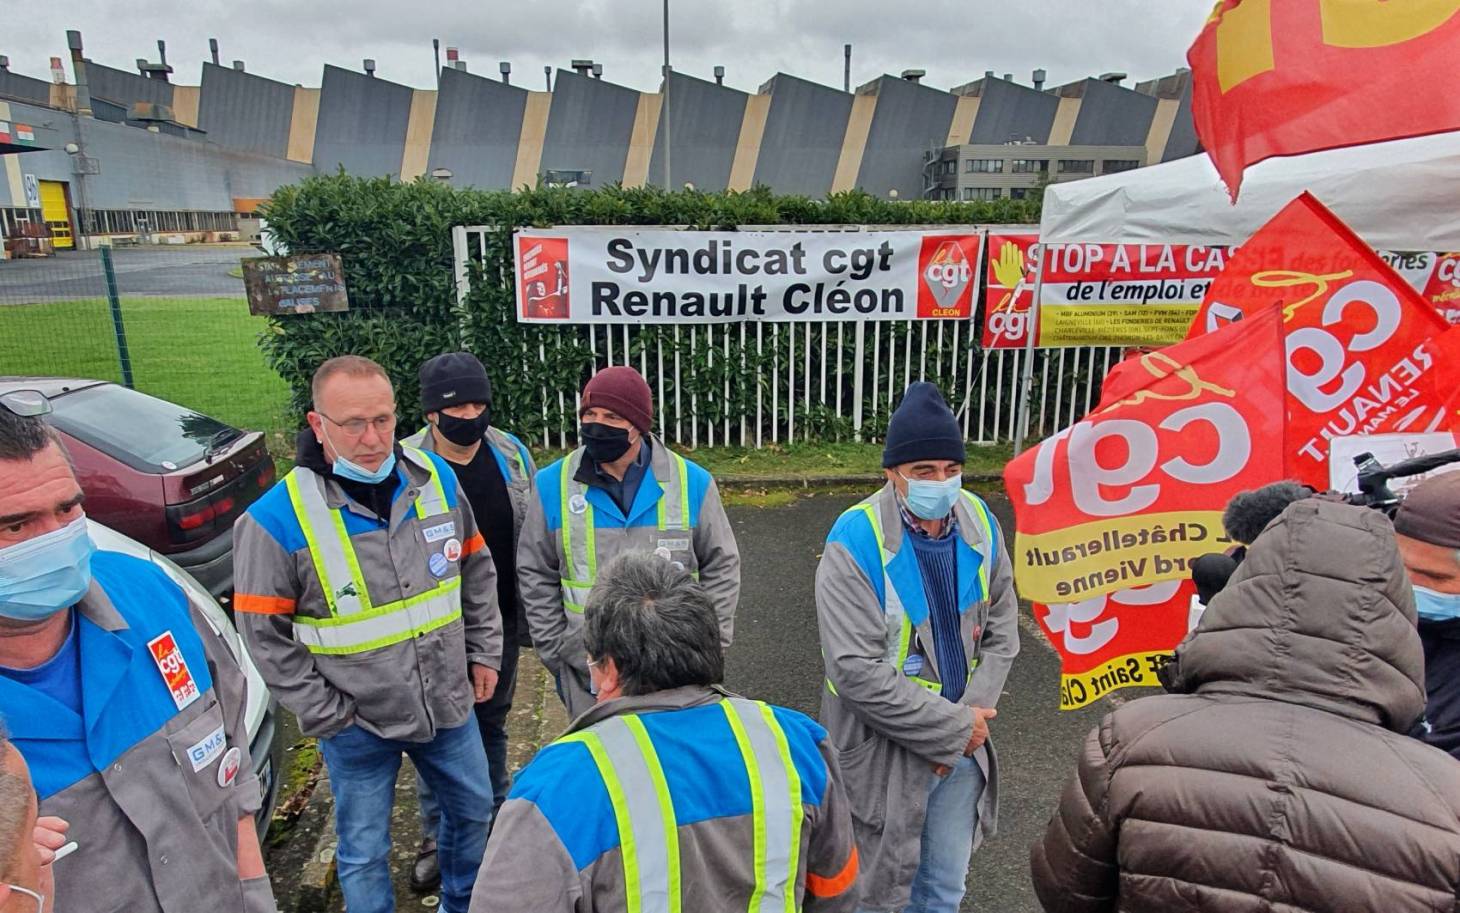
1012;249;1046;455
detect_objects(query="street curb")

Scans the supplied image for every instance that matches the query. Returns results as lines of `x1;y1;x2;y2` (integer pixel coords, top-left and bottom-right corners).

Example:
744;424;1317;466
293;767;339;913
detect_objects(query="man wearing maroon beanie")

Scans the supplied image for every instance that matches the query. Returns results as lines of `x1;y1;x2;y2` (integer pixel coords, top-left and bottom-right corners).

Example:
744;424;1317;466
1394;471;1460;759
517;366;741;718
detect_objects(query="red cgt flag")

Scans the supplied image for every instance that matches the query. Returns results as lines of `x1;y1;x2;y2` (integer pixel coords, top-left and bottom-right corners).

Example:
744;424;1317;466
1005;307;1286;708
1188;193;1451;487
1188;0;1460;199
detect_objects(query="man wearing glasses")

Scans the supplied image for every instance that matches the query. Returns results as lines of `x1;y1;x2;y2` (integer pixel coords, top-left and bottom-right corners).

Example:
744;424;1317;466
233;356;503;913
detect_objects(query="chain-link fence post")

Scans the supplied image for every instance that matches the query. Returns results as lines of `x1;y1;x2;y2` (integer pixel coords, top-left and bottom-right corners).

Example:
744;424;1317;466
98;246;135;388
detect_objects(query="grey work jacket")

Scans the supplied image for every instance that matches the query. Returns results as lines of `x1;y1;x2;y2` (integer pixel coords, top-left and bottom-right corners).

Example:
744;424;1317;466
12;558;273;913
517;436;740;718
469;685;861;913
233;454;502;741
814;484;1019;912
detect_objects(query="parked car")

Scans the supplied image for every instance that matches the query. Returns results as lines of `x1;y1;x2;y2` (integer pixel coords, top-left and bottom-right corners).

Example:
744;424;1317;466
88;519;283;834
0;378;276;599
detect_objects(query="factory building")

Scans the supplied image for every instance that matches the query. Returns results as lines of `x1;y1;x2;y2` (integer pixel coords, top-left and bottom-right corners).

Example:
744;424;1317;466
0;34;1198;249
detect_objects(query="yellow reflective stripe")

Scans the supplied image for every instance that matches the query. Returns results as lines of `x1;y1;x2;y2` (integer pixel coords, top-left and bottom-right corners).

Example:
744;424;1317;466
293;577;463;627
327;498;374;613
584;498;597;579
721;702;768;912
962;491;995;599
404;446;450;519
297;601;461;655
759;701;802;913
560;457;575;579
559;731;642;913
624;716;681;913
285;472;336;612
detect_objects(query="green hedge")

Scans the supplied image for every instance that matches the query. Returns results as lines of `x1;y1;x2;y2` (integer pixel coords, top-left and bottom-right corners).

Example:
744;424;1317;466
258;177;1040;438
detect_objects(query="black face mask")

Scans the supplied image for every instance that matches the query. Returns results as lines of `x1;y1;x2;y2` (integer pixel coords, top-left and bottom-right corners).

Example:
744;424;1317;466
435;411;489;447
581;422;634;464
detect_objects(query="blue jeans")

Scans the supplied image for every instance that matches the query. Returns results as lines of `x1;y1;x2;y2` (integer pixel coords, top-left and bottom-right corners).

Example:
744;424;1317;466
905;753;986;913
319;716;493;913
420;646;519;830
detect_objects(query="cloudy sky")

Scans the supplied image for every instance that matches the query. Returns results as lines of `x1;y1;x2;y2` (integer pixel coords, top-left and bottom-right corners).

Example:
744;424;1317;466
10;1;1210;94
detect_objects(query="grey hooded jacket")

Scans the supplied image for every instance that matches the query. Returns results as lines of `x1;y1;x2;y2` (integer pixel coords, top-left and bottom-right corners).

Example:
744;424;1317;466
1032;499;1460;913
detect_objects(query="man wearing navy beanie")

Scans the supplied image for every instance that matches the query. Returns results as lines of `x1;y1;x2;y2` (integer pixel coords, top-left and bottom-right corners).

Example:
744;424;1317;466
815;382;1019;913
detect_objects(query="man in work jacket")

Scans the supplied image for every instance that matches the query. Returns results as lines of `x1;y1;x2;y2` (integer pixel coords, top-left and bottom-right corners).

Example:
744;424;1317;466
471;551;861;913
518;366;740;719
402;351;537;893
815;383;1019;913
0;395;274;913
233;355;502;913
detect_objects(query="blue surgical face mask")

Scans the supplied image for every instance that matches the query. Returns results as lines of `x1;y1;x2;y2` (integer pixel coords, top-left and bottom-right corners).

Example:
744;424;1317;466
900;473;964;521
322;424;398;485
0;517;96;622
1414;585;1460;623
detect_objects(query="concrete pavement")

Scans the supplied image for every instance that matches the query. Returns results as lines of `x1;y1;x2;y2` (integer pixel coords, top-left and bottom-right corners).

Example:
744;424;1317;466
0;245;249;301
268;489;1126;912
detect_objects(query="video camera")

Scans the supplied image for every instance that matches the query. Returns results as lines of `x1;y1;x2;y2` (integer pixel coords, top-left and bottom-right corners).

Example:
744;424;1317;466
1345;448;1460;516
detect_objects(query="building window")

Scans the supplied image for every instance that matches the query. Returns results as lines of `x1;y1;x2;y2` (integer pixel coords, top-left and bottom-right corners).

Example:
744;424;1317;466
1057;159;1095;174
965;158;1004;173
1010;159;1047;173
965;187;1002;201
1010;187;1029;200
1102;159;1140;173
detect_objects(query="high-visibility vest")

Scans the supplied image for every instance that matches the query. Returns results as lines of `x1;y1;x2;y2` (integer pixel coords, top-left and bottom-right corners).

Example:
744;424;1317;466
558;445;691;615
404;425;531;485
833;491;997;694
283;447;462;655
558;698;804;913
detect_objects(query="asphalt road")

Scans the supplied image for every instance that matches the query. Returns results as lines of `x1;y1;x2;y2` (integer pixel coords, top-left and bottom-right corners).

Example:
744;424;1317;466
0;245;249;301
275;489;1120;912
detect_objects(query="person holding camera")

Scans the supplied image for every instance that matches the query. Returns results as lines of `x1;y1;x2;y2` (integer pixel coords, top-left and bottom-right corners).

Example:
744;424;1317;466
1394;472;1460;759
1032;499;1460;912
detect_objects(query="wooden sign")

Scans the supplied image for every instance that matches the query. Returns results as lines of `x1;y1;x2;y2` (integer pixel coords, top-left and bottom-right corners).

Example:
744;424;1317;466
242;254;349;315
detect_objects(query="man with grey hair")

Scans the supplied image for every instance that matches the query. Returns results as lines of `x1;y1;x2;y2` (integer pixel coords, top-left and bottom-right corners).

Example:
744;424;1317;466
469;553;862;912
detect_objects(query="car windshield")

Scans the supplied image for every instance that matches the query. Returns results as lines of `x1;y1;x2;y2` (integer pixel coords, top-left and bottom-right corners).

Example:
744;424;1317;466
46;384;238;473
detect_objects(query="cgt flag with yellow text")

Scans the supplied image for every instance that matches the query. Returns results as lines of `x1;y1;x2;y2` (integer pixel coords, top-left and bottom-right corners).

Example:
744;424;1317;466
1188;193;1452;488
1188;0;1460;199
1005;307;1286;709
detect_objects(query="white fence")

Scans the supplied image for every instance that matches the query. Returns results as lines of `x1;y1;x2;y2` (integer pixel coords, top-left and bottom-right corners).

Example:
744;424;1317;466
453;224;1114;451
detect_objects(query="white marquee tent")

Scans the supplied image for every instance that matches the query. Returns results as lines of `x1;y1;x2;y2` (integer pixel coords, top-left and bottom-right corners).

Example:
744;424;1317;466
1039;130;1460;252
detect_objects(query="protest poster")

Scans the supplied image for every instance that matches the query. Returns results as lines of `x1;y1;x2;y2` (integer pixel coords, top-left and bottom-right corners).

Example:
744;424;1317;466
1188;193;1451;488
981;234;1040;349
1032;243;1230;348
1005;307;1286;708
513;227;984;324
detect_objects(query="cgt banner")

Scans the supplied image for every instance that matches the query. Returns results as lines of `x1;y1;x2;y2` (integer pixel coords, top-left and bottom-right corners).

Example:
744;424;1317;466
513;227;985;324
1187;193;1452;489
1034;243;1231;348
1005;307;1287;709
982;234;1041;349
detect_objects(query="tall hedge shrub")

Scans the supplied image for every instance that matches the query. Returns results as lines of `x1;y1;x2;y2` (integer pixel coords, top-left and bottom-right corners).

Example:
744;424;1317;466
258;177;1040;439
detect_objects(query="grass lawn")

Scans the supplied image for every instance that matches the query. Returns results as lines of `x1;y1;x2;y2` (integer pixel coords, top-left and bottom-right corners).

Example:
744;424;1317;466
0;296;290;434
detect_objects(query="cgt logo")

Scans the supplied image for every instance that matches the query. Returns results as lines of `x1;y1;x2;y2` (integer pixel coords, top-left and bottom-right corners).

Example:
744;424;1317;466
917;236;979;318
518;237;571;319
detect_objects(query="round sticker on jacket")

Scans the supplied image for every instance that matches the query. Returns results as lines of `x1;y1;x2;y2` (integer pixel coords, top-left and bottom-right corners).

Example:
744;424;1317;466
568;494;588;515
443;538;462;562
429;552;449;577
654;546;672;561
218;747;242;788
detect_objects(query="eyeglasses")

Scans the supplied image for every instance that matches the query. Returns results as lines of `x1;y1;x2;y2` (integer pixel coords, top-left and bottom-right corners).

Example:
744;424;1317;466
0;390;52;418
2;884;44;912
319;412;397;436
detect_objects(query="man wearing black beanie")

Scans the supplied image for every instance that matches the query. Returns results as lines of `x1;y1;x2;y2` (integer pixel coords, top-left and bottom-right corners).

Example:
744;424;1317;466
403;352;538;893
815;382;1019;913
